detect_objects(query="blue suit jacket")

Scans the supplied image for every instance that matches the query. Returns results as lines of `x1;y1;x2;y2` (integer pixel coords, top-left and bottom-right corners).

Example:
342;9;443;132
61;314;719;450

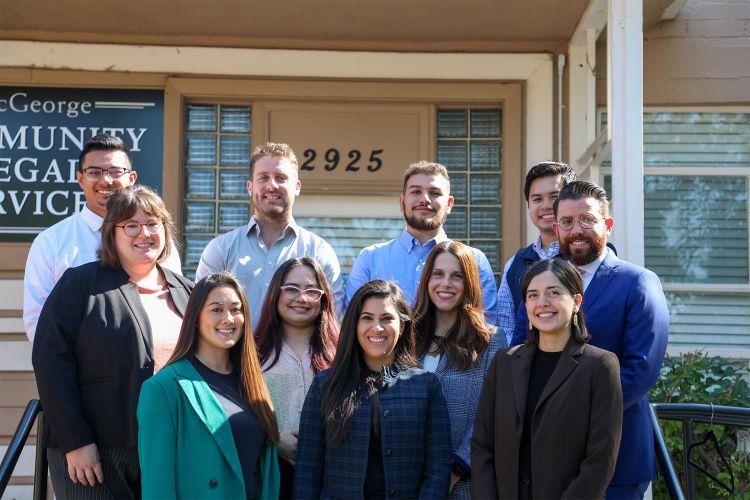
511;251;669;485
293;366;452;499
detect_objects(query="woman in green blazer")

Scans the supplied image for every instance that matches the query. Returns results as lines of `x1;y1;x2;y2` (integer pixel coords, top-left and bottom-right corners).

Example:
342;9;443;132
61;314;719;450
138;272;281;499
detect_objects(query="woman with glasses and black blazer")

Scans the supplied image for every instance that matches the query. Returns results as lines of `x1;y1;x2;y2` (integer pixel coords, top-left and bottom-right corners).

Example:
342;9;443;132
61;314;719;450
32;186;193;499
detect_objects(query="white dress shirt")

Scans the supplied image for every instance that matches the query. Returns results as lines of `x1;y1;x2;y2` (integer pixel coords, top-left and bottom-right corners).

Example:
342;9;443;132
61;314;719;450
23;206;182;342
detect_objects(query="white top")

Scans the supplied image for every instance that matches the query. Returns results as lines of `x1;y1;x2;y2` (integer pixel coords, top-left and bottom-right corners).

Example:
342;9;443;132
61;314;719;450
578;247;610;291
23;206;182;342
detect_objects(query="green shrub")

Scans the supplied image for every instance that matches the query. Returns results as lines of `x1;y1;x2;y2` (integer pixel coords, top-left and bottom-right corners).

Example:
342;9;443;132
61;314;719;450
649;351;750;499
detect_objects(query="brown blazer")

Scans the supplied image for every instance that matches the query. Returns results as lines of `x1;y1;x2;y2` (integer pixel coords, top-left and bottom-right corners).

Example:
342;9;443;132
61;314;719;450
471;338;623;500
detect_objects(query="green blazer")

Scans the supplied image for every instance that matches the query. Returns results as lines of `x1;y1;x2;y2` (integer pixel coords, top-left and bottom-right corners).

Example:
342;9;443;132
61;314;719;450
137;358;280;499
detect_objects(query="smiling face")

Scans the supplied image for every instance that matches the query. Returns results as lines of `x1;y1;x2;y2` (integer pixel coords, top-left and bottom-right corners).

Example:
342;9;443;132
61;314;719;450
525;270;582;338
357;296;402;371
555;197;614;266
528;175;564;236
277;264;323;330
400;173;454;233
114;207;165;272
198;286;245;354
247;155;301;222
427;252;465;314
77;150;137;218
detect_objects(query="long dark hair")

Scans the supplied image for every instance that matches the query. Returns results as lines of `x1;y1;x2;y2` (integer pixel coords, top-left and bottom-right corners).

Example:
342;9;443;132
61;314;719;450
412;241;491;371
321;280;418;444
521;258;590;346
255;257;339;372
166;272;280;443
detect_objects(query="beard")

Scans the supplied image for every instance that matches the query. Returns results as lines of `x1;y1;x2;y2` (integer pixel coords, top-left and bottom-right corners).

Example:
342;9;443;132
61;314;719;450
560;232;606;266
404;209;447;232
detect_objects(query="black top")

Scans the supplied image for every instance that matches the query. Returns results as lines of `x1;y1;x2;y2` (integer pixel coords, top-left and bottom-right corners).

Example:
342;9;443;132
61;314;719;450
519;348;562;486
192;358;266;500
363;371;386;499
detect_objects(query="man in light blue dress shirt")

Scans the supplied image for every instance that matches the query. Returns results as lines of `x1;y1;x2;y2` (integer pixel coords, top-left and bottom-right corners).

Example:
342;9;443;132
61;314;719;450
345;161;497;322
196;142;343;327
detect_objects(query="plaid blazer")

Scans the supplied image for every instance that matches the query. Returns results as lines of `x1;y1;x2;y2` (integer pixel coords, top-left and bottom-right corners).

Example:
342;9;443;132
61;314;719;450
432;328;506;499
293;366;452;499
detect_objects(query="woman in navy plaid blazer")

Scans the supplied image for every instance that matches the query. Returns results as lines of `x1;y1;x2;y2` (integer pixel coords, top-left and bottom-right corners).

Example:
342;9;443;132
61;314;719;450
412;241;506;499
293;280;452;499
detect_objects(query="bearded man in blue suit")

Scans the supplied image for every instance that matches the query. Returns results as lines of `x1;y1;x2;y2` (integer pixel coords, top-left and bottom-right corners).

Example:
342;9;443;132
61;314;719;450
511;181;669;499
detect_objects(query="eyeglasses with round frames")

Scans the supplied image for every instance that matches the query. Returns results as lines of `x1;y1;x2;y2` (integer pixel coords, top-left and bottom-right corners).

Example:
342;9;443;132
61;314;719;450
81;167;132;181
556;215;603;231
280;284;325;303
115;220;164;237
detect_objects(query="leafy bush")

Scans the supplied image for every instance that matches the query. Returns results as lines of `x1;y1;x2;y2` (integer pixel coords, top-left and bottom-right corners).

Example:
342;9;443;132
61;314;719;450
649;351;750;499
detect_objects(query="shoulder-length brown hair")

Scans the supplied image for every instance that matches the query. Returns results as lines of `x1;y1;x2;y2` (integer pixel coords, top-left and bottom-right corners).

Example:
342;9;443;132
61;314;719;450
255;257;339;372
322;280;418;444
412;240;492;371
166;272;280;443
521;258;590;346
98;185;175;269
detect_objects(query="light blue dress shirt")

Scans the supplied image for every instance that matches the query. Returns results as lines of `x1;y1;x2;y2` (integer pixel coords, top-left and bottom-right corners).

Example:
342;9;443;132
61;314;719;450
345;229;498;323
196;217;343;327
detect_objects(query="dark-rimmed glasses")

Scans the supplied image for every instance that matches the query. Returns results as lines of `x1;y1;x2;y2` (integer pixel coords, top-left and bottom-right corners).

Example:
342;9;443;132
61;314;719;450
81;167;132;181
115;220;164;237
280;284;325;302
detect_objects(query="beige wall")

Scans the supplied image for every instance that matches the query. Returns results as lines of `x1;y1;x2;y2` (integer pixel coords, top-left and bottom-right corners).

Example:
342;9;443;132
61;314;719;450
596;0;750;105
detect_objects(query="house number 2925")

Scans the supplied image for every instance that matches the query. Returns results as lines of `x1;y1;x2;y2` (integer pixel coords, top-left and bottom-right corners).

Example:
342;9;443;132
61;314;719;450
300;148;384;172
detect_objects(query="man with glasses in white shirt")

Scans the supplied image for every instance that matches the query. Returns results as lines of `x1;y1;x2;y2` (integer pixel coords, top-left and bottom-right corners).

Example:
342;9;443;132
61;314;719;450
23;134;181;342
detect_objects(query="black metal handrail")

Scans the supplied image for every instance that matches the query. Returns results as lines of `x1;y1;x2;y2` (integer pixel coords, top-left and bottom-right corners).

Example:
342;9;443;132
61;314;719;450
0;399;47;500
652;402;750;500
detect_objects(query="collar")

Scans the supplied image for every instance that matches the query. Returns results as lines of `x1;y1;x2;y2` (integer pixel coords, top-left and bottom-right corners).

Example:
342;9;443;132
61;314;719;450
81;205;104;232
579;246;610;276
397;228;447;253
531;236;560;259
246;216;299;238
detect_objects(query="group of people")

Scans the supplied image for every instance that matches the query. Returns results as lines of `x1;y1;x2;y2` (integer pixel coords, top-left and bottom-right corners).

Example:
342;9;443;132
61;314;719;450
24;134;670;499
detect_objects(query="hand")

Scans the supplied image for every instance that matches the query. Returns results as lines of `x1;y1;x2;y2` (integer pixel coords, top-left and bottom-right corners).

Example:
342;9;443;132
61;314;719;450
66;443;104;486
277;430;299;465
449;473;461;492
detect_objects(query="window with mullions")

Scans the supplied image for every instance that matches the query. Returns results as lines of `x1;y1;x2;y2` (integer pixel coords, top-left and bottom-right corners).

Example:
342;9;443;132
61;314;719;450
183;104;252;278
601;111;750;350
437;108;503;279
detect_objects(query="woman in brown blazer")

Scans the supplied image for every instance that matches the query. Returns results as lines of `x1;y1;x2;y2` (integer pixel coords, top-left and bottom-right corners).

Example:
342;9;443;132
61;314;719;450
472;259;623;500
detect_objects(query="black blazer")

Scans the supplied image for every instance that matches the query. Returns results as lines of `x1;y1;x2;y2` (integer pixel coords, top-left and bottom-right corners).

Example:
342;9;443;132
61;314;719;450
32;261;193;453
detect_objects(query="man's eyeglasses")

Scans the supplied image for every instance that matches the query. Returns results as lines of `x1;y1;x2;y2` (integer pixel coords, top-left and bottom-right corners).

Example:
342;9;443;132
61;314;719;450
556;215;603;231
81;167;132;181
280;284;325;303
115;220;164;237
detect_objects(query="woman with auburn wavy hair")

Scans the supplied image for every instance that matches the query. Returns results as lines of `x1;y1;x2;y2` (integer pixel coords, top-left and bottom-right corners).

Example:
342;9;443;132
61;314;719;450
254;256;338;498
412;240;507;498
137;272;280;499
294;280;451;499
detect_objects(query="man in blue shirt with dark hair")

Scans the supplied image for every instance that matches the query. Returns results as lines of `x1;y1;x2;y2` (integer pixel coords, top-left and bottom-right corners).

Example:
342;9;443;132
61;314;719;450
345;161;497;321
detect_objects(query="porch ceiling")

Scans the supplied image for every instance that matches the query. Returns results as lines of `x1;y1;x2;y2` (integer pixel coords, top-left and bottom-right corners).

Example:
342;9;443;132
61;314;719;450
0;0;675;53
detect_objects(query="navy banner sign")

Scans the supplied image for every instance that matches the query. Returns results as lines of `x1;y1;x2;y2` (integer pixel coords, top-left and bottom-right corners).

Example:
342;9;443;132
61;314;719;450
0;87;164;242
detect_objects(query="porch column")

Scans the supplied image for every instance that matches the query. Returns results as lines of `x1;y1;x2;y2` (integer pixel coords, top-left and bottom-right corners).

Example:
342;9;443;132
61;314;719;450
607;0;644;265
